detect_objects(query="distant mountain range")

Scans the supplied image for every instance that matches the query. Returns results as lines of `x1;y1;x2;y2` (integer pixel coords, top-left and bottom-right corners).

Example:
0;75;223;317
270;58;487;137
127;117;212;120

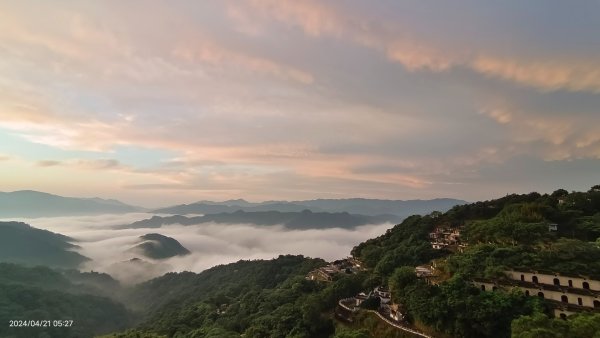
155;197;466;218
0;221;89;268
128;233;191;260
0;190;143;218
0;190;465;221
119;210;402;230
154;202;322;215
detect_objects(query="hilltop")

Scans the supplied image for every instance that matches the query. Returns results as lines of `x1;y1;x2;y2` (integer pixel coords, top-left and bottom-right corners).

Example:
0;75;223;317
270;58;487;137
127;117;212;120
128;233;191;260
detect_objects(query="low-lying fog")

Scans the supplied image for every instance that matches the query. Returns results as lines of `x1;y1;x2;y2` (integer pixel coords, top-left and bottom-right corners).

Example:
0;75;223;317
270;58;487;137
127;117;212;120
8;213;393;284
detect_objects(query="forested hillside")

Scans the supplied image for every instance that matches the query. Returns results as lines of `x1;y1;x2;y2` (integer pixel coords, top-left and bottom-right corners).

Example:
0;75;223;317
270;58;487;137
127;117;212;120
112;255;377;338
0;222;89;268
0;263;130;338
350;185;600;338
354;186;600;278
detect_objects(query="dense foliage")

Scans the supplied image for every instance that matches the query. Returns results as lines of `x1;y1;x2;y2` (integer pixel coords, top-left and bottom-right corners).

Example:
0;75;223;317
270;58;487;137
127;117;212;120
446;187;600;279
111;255;372;338
351;215;442;276
389;268;543;338
0;263;130;338
447;239;600;279
355;186;600;278
512;312;600;338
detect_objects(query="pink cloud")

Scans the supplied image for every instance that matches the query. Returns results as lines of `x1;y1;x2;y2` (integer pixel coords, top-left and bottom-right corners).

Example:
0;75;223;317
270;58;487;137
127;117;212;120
237;0;600;92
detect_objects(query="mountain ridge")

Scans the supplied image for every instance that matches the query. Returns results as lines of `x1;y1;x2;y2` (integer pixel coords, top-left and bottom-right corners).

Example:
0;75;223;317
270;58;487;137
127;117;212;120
117;210;401;230
0;190;144;218
0;221;89;268
154;197;466;217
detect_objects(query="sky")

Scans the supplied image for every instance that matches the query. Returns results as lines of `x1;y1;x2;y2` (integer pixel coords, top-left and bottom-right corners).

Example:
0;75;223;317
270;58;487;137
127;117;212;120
0;1;599;207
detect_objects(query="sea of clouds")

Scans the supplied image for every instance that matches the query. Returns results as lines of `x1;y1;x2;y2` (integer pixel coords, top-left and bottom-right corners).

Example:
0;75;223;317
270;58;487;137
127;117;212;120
7;213;393;284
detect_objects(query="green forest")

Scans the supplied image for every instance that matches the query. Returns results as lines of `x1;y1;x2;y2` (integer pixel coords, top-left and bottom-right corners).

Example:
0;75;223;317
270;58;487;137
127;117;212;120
0;264;130;338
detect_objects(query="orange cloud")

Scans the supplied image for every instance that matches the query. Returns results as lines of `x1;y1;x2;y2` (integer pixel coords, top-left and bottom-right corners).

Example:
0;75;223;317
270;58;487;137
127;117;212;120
243;0;345;37
478;102;600;161
473;56;600;93
385;40;455;72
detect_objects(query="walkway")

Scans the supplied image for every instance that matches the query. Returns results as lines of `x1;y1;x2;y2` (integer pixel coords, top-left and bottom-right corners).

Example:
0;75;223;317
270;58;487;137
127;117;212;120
366;310;432;338
337;298;433;338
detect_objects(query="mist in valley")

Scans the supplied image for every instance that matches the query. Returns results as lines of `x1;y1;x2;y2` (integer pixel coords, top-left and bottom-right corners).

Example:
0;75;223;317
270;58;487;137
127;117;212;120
4;213;393;284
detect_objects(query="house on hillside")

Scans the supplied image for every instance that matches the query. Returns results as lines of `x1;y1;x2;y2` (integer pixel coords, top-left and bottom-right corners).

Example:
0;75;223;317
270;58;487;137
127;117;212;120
429;227;463;250
306;257;365;282
306;265;339;282
374;286;392;304
354;292;369;307
343;286;407;325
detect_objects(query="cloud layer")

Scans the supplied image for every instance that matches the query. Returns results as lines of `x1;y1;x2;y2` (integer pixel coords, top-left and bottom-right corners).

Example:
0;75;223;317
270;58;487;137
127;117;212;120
0;1;599;205
8;213;392;284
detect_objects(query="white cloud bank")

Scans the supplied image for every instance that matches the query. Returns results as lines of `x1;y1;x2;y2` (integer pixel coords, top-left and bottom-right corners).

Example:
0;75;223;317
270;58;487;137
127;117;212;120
6;213;392;284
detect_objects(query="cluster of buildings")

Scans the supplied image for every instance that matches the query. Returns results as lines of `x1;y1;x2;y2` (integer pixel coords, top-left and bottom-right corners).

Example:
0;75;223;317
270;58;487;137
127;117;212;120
429;227;465;251
472;270;600;319
306;257;365;282
415;262;451;286
343;286;404;322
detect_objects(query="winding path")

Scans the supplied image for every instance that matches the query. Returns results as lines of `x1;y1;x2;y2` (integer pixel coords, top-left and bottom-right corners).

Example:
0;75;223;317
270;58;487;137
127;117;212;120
337;299;433;338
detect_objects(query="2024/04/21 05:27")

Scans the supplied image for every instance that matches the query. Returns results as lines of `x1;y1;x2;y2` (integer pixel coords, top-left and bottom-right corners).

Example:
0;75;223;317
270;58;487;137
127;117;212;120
9;320;74;327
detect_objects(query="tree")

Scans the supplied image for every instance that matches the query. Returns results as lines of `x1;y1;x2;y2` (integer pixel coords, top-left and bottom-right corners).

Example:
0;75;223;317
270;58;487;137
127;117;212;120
511;312;600;338
388;266;417;302
551;189;569;198
569;313;600;338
